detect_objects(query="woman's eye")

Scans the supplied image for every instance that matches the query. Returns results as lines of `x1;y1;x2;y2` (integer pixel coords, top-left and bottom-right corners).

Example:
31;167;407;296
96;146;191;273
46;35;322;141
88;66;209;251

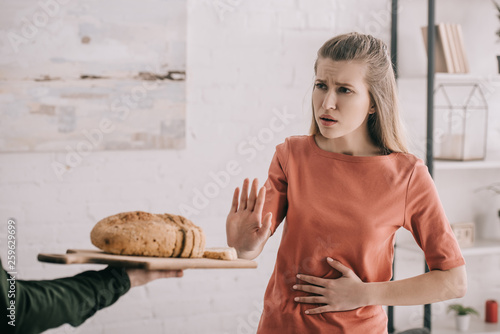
315;83;327;90
339;87;352;94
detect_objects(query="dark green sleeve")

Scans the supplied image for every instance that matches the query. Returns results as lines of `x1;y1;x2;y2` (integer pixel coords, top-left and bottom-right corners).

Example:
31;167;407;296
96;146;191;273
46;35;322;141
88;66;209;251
1;259;131;334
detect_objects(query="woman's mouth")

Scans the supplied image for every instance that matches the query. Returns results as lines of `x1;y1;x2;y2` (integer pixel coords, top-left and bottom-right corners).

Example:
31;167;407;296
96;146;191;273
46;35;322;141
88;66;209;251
319;114;338;127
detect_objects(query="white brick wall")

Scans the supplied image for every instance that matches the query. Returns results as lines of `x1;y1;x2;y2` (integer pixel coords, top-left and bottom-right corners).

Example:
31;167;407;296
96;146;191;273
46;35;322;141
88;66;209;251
1;0;500;333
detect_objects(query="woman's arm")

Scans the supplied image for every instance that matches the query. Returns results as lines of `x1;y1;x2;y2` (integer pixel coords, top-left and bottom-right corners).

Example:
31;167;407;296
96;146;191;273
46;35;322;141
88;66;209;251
294;258;467;314
365;265;466;306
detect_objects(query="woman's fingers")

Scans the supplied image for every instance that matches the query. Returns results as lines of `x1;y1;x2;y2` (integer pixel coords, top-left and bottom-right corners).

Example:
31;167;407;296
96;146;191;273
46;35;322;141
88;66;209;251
296;274;328;287
230;187;240;213
247;179;259;211
304;305;332;315
294;295;326;304
326;257;352;276
239;178;250;210
293;284;324;295
254;186;266;214
257;212;272;238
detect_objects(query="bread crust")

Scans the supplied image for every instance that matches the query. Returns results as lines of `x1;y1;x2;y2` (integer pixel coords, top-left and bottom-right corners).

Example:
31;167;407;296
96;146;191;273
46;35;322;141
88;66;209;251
91;211;205;258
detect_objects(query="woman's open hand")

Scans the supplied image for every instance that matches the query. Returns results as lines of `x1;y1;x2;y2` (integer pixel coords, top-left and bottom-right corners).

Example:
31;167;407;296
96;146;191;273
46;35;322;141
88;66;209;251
226;178;272;260
293;257;367;314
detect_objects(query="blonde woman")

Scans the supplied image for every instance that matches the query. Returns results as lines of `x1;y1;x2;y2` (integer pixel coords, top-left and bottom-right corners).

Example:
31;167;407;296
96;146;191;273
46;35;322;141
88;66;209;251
226;32;466;333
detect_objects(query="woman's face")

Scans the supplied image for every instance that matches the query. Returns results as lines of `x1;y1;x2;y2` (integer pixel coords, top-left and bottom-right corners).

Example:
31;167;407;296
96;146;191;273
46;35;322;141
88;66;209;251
312;58;374;141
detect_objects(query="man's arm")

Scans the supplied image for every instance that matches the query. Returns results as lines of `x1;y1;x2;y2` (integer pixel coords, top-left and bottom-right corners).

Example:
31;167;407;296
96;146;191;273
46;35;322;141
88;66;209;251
13;266;131;334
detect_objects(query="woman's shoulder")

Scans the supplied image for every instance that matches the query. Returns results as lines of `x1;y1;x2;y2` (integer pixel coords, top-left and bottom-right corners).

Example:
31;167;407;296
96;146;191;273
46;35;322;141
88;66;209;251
390;152;428;174
275;135;311;154
280;135;311;148
282;135;310;146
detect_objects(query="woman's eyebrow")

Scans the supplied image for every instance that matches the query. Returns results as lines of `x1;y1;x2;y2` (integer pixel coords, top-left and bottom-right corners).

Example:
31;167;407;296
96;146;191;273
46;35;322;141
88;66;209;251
315;78;354;88
335;81;355;88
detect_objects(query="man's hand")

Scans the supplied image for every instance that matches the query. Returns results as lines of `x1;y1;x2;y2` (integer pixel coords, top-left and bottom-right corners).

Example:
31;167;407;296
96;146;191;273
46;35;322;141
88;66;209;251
126;268;183;288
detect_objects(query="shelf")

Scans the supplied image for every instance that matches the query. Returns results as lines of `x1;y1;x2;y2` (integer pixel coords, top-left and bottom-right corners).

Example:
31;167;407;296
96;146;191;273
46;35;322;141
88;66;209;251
435;159;500;171
434;73;500;82
397;239;500;256
397;74;500;82
431;318;500;334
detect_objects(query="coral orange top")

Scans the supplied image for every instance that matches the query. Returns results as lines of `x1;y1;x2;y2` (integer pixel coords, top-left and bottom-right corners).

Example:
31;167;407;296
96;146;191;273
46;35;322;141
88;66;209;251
257;135;465;334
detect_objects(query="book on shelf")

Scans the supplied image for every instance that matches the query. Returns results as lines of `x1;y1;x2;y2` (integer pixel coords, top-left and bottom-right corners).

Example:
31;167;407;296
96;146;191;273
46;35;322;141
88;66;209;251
451;24;464;73
421;23;469;73
438;23;454;73
421;25;449;73
455;24;470;73
446;23;461;72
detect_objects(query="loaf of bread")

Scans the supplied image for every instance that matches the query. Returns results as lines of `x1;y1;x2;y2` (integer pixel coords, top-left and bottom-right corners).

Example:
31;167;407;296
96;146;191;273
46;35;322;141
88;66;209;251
90;211;205;258
203;247;238;260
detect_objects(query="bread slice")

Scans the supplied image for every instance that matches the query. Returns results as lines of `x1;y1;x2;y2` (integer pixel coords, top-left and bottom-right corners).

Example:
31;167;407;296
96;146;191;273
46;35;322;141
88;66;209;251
203;247;238;260
171;229;185;257
158;214;193;258
91;211;180;257
179;215;205;258
193;225;206;258
157;213;206;258
156;213;185;257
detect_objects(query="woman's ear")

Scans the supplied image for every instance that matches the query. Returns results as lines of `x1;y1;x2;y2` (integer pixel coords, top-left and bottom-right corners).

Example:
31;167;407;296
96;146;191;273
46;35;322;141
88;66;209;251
369;95;376;114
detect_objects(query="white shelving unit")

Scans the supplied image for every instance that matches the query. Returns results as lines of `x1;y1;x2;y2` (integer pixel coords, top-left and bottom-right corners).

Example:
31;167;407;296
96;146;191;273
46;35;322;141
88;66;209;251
397;238;500;334
397;238;500;257
391;0;500;331
460;239;500;256
435;159;500;171
397;158;500;334
432;318;500;334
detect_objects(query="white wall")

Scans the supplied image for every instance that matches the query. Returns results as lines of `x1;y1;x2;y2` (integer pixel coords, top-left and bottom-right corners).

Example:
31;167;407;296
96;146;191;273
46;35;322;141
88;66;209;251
1;0;500;333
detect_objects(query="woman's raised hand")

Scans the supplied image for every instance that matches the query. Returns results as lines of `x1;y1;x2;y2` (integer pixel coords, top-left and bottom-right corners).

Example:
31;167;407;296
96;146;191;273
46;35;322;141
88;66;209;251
226;178;273;260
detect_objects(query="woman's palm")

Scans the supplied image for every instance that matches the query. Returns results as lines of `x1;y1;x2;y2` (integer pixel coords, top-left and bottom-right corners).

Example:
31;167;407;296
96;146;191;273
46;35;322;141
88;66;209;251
226;178;272;254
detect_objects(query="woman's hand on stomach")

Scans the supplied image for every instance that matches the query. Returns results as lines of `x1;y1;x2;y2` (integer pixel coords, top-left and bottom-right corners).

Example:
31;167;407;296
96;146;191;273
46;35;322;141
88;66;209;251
293;257;368;314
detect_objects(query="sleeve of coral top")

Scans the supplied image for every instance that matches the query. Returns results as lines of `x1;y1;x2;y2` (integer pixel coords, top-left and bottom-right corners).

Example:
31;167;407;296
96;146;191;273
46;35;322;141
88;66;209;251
262;139;289;236
403;160;465;271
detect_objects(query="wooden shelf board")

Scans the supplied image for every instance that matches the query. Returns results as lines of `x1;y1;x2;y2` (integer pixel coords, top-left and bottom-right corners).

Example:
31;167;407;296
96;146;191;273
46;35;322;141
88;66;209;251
434;159;500;171
396;74;500;82
397;239;500;256
431;317;500;334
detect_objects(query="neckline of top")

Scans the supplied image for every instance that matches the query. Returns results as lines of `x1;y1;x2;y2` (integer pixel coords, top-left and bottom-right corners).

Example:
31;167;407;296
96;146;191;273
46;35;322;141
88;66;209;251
307;135;399;162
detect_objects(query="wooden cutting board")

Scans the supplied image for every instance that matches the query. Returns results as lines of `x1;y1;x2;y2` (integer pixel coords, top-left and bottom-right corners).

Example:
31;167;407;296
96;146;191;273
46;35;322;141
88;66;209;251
38;249;257;270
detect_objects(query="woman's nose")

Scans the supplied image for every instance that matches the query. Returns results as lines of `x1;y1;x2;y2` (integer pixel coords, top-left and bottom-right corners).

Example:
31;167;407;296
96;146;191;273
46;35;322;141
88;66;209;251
322;90;337;110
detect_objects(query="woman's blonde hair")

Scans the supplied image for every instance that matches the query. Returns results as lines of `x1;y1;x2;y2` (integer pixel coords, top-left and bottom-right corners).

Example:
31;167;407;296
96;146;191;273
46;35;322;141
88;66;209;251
310;32;408;154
